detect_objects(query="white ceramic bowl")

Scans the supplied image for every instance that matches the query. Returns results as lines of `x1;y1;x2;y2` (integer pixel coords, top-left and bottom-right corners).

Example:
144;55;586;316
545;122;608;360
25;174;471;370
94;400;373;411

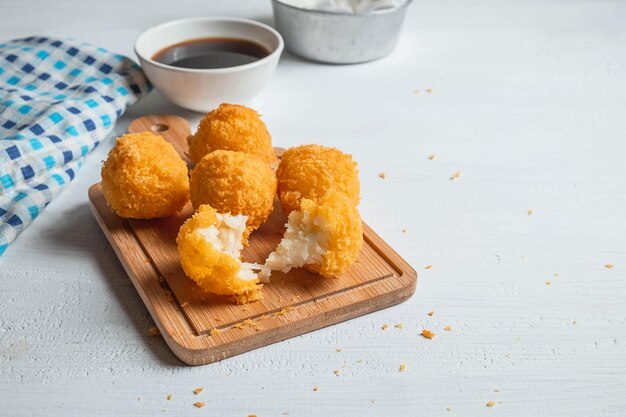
134;17;284;112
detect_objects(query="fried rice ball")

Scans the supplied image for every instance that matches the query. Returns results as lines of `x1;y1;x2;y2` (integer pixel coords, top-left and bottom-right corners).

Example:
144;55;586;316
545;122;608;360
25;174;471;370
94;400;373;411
276;144;360;214
101;132;189;219
189;150;277;240
177;204;267;303
187;103;277;166
265;191;363;278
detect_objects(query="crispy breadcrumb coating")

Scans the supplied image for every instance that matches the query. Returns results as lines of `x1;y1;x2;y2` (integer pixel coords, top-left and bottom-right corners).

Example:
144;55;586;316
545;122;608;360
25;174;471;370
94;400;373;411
187;103;276;166
265;191;363;277
101;132;189;219
276;144;360;214
176;204;266;303
189;150;277;240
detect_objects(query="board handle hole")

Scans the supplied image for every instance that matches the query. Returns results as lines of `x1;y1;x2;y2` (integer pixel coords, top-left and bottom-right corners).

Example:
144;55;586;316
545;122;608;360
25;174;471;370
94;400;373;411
151;123;169;133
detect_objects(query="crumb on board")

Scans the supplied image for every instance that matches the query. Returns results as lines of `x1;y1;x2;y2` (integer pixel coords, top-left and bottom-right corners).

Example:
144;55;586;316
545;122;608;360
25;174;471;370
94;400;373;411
336;348;342;352
193;387;204;395
164;289;174;302
144;258;152;264
379;172;386;179
147;326;160;337
421;329;436;339
546;280;551;286
428;154;436;160
399;363;407;372
395;323;404;329
382;324;389;330
527;209;533;215
428;310;435;316
166;394;172;400
194;402;205;408
209;328;221;336
234;319;262;332
424;265;433;270
291;295;302;302
334;369;340;376
450;171;462;180
313;386;319;392
444;326;452;331
180;301;189;308
486;401;496;407
605;263;615;269
275;306;295;317
214;317;222;322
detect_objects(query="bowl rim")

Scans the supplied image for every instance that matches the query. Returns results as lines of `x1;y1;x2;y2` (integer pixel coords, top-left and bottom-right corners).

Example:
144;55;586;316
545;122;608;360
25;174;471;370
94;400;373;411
272;0;412;16
134;17;284;74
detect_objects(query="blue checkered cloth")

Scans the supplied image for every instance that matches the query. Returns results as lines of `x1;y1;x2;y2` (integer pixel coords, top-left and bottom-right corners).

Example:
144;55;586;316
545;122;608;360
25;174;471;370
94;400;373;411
0;36;151;256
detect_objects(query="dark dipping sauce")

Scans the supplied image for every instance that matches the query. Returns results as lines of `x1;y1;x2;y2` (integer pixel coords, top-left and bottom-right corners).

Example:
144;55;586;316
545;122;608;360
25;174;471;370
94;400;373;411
151;37;270;69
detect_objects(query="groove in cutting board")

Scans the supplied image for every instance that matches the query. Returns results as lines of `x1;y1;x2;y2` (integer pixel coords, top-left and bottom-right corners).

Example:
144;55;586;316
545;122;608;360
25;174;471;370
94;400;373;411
89;114;417;365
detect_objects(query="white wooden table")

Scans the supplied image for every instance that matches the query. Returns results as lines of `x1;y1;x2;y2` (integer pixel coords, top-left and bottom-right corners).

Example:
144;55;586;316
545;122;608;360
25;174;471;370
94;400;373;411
2;1;625;415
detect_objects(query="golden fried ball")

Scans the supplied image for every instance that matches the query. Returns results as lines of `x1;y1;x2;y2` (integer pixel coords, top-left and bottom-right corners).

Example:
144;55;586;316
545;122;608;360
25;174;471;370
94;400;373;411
177;204;262;303
189;150;277;240
265;191;364;277
101;132;189;219
187;103;277;166
276;144;360;214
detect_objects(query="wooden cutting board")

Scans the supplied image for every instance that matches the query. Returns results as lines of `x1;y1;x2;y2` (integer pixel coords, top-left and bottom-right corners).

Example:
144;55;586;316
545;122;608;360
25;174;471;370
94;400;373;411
89;114;417;366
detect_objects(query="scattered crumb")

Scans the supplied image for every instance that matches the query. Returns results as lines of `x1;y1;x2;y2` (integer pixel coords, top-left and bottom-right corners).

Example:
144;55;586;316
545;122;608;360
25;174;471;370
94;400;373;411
605;263;615;269
209;328;221;336
421;329;436;339
167;394;172;401
402;228;408;233
486;401;496;407
333;369;340;376
444;326;452;331
194;402;205;408
147;326;160;337
313;386;319;392
248;415;257;417
395;323;404;329
275;306;295;317
379;172;386;179
450;171;462;180
399;363;407;372
164;289;174;302
144;258;152;264
193;387;204;395
336;348;342;352
426;88;433;93
527;209;533;215
180;301;189;308
554;273;559;277
282;413;289;416
214;317;222;322
428;154;436;160
240;307;250;312
291;295;302;302
413;89;420;94
428;311;435;316
546;281;551;286
356;359;363;363
424;265;433;270
447;407;452;411
371;399;376;404
494;389;500;392
234;319;262;332
382;324;389;330
573;320;577;324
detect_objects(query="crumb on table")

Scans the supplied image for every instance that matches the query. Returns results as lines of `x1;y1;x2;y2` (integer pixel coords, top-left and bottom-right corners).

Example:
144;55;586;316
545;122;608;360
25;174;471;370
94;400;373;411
444;326;452;331
421;329;436;339
486;401;496;407
147;326;160;337
395;323;404;329
166;394;172;401
193;387;204;395
382;324;389;330
194;402;205;408
399;363;407;372
605;263;615;269
428;310;435;316
379;172;386;179
424;265;432;270
428;154;436;160
450;171;462;180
